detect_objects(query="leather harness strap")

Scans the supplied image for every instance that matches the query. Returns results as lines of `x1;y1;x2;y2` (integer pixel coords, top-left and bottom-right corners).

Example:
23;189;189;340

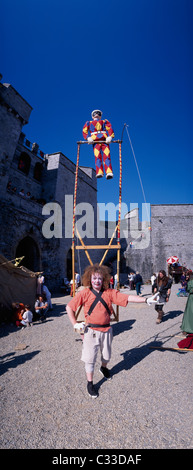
86;288;111;328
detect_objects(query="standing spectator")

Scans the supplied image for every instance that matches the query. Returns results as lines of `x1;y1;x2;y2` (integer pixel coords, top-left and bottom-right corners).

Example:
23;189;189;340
153;270;172;324
180;275;193;334
75;272;81;289
110;275;114;289
151;273;157;293
134;272;143;296
128;272;135;290
39;276;52;310
114;273;118;289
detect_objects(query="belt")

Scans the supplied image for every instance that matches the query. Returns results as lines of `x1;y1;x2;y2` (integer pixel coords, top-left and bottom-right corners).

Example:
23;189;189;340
91;131;106;135
87;323;110;328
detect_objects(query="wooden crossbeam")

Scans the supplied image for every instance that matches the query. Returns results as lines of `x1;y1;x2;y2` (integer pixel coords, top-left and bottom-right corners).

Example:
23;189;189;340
75;245;121;250
77;140;122;144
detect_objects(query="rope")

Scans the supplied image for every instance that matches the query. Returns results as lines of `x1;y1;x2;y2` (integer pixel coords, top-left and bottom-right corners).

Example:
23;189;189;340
72;143;80;296
76;234;82;277
125;125;149;221
72;143;80;243
117;142;122;243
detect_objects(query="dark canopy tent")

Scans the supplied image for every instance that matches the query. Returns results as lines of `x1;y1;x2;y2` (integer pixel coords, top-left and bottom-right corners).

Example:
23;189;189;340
0;255;38;315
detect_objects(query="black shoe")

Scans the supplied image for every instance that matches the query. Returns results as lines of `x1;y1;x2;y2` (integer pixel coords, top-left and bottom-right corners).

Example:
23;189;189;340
106;172;113;180
87;382;98;399
99;366;111;380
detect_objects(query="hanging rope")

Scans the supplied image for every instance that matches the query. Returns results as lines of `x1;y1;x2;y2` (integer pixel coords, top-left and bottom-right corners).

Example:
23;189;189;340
72;143;80;242
72;143;80;295
125;125;149;222
117;142;122;243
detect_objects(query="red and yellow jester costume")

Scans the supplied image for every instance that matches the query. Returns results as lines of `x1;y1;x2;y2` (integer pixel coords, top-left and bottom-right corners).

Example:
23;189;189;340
82;109;115;179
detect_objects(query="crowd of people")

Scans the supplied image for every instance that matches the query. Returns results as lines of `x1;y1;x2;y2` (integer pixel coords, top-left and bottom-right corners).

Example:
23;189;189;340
10;266;193;334
6;259;193;398
6;181;46;205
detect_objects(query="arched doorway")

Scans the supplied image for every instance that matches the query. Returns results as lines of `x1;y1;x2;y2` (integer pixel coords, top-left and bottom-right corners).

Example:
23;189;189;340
15;236;40;272
66;248;72;281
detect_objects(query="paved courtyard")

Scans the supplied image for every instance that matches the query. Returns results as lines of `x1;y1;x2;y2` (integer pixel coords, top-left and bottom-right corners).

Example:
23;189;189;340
0;283;192;450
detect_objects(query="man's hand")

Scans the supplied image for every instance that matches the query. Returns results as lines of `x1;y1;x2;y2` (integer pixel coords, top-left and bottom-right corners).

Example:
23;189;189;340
74;322;85;332
146;293;160;305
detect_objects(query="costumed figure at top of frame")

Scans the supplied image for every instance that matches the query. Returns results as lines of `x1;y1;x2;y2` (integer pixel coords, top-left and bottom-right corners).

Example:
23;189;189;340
82;109;114;179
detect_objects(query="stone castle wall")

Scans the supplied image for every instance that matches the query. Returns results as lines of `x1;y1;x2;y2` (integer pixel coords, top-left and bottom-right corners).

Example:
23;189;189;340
0;79;192;292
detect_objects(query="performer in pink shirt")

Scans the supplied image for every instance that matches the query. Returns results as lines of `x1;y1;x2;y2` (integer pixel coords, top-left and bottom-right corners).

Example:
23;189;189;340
67;264;155;398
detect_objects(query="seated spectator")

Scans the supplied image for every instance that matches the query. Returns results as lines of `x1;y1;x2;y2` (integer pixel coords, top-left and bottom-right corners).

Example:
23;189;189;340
12;302;25;325
62;277;70;294
35;295;48;322
16;304;33;327
19;189;25;197
26;191;31;199
7;181;12;191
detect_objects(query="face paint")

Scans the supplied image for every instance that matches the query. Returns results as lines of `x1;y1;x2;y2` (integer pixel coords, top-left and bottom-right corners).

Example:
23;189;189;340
91;273;103;292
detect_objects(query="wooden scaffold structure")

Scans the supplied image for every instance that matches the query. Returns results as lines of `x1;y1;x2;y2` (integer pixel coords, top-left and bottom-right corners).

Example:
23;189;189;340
72;138;123;321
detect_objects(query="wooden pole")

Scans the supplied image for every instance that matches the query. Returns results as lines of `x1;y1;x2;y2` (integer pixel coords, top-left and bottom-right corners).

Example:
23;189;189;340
99;224;119;266
72;143;80;296
115;142;122;322
72;242;75;297
75;227;93;266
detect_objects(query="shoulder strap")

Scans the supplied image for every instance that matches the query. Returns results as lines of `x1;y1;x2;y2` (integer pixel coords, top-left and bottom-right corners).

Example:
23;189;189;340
87;289;112;317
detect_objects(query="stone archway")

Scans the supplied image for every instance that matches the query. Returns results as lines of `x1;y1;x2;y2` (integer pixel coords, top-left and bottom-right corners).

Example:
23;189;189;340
66;248;72;281
15;236;40;272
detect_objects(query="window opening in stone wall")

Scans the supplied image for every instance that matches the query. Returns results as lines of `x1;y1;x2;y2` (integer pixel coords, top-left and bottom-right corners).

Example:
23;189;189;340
18;152;31;175
33;162;43;181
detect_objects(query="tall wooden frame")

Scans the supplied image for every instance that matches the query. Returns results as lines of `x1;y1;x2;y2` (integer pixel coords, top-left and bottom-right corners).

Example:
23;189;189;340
72;140;122;321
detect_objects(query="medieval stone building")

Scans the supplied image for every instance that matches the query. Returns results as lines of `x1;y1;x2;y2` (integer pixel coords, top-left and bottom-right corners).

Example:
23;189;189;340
0;80;100;290
0;78;192;291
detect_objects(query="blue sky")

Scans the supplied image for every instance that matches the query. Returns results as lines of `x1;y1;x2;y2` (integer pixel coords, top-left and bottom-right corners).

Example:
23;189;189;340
2;0;193;221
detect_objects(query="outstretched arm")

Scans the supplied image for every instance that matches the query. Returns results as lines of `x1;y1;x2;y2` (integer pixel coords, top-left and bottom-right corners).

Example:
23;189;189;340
128;292;160;305
128;295;146;303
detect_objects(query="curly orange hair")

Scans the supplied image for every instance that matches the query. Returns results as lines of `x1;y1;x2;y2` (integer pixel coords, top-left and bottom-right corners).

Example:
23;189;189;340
82;264;111;290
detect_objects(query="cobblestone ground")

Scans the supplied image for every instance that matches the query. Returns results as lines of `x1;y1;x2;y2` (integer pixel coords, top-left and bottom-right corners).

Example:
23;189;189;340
0;283;193;450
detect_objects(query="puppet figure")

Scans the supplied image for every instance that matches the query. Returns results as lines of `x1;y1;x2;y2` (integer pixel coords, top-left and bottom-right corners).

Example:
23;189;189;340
82;109;114;179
